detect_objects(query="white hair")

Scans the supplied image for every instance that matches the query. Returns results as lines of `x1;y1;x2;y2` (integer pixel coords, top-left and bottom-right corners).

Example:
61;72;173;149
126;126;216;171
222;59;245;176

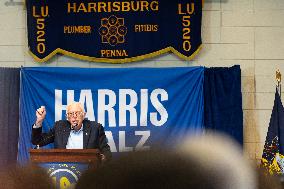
66;101;85;113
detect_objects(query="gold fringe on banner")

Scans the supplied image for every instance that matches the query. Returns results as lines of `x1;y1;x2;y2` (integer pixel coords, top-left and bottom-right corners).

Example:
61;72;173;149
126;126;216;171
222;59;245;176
29;45;202;64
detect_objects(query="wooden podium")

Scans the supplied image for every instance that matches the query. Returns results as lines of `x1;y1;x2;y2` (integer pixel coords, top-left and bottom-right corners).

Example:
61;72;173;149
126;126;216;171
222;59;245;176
30;149;101;167
30;149;101;189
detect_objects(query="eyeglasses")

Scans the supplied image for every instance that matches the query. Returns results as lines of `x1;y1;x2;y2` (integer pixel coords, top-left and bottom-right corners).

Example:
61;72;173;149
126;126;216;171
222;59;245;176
66;111;83;118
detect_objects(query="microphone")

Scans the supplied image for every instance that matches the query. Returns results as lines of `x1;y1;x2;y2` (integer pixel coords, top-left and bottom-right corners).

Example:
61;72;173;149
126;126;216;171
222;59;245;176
71;123;78;130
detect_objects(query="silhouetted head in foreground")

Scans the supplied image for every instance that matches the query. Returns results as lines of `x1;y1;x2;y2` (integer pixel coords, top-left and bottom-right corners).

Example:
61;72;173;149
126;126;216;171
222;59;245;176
0;164;53;189
76;132;283;189
77;150;221;189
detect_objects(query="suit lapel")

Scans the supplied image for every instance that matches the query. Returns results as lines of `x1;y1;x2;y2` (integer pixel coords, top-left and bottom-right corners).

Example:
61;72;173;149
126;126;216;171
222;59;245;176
83;120;91;148
62;122;71;148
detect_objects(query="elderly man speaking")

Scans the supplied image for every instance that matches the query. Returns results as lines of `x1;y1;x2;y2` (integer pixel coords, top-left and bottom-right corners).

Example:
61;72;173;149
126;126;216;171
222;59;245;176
31;101;111;161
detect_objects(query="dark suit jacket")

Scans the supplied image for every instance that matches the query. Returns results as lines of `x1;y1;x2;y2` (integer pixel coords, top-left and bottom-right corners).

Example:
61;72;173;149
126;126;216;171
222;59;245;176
31;119;111;160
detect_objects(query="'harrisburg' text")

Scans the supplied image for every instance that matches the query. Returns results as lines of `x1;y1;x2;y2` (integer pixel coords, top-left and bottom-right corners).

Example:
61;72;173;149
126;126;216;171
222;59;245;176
67;1;159;13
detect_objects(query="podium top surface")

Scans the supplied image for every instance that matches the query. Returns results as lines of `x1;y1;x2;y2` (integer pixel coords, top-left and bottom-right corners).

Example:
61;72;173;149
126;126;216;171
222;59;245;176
30;149;101;163
30;149;100;153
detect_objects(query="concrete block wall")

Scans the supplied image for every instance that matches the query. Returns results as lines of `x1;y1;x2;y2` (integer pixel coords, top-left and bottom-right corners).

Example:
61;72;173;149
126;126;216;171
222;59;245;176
1;0;283;163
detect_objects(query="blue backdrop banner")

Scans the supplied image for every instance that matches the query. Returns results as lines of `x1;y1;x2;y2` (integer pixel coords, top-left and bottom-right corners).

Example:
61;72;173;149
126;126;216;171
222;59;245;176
26;0;202;63
18;67;204;163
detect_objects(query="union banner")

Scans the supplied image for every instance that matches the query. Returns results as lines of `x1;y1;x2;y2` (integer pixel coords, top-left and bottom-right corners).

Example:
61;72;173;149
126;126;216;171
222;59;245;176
26;0;202;63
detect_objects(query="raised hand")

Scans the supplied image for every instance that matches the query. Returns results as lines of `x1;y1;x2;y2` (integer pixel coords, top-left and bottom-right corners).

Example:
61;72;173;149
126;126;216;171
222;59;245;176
35;106;46;126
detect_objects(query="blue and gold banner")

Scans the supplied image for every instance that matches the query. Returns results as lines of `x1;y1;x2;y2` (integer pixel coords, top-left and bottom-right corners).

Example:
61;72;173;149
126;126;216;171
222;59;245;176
26;0;202;63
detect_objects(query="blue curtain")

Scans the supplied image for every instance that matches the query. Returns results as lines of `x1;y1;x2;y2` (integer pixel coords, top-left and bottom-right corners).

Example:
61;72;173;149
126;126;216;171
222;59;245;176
204;65;243;145
0;67;20;167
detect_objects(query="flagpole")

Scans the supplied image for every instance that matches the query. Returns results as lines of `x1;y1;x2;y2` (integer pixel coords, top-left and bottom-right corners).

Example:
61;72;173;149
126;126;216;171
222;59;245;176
276;69;281;96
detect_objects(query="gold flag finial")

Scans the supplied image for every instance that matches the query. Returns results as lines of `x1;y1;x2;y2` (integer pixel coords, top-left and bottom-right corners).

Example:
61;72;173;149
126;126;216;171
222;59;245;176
276;70;281;83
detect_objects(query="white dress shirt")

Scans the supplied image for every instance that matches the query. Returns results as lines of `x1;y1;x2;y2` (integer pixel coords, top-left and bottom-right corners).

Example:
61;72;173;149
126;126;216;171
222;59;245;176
66;125;84;149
